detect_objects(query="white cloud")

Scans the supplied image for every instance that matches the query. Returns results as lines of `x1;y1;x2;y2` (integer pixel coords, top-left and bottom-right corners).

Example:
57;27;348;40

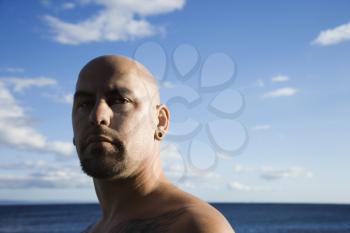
160;141;184;162
44;92;74;104
1;77;57;92
0;82;25;119
231;164;313;181
61;93;74;104
1;76;73;104
252;124;271;131
160;141;186;181
228;181;252;191
0;160;91;189
232;164;244;173
48;141;75;157
179;171;222;190
40;0;51;7
0;160;56;170
0;82;74;157
43;0;186;45
313;22;350;46
160;141;222;189
262;87;298;98
0;166;90;189
255;79;265;87
161;81;176;89
0;160;87;189
232;164;255;173
227;181;265;192
271;75;289;83
0;121;46;149
62;2;76;10
260;166;313;181
0;67;25;73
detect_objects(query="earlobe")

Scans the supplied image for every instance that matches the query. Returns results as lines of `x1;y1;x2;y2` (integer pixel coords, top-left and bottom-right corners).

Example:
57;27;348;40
155;128;165;140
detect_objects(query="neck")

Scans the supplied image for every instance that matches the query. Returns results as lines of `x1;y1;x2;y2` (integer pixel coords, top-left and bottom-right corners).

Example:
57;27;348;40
93;155;168;223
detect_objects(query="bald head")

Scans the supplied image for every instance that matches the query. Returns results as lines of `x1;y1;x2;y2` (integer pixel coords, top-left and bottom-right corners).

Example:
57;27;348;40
77;55;160;105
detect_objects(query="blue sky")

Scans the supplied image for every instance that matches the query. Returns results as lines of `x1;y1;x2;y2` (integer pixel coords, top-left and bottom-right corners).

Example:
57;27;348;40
0;0;349;203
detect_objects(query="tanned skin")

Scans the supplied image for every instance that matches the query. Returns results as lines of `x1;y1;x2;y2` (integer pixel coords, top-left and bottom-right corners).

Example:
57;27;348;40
72;55;235;233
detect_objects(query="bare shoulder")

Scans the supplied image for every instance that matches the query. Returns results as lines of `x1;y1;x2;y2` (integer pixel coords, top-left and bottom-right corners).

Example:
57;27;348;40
168;202;235;233
159;183;235;233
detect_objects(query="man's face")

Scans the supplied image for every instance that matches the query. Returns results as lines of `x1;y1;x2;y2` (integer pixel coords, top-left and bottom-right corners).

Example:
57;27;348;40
72;58;158;180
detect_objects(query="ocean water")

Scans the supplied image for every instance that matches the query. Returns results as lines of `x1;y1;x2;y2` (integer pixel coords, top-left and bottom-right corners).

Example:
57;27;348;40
0;203;349;233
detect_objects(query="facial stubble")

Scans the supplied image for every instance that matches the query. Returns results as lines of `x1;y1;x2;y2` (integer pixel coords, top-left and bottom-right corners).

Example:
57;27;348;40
79;141;127;180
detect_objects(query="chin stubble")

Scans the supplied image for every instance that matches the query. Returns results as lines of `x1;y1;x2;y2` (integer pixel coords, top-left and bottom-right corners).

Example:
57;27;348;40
79;143;126;179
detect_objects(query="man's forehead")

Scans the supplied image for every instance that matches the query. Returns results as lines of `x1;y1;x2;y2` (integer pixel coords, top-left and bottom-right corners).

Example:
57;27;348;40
76;72;143;96
75;55;160;101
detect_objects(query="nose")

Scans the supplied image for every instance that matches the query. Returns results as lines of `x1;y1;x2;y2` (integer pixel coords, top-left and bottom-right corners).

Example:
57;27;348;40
89;100;112;126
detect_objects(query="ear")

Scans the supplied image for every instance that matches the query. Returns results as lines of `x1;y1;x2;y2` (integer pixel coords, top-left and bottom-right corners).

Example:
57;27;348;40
73;137;76;146
156;104;170;137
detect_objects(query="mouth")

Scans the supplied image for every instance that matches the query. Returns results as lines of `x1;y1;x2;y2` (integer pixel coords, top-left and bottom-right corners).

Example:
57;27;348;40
86;135;115;146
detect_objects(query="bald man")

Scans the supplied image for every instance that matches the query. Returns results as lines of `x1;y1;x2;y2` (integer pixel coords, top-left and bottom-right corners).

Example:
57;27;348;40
72;55;235;233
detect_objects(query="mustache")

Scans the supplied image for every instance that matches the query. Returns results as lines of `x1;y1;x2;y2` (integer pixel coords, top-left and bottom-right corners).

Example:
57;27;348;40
81;126;124;150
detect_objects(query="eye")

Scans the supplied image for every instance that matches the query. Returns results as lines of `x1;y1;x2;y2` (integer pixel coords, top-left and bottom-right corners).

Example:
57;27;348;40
75;100;94;110
108;97;131;106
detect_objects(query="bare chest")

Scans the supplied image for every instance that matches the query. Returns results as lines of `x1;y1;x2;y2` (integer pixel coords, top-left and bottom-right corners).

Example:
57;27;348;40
84;207;188;233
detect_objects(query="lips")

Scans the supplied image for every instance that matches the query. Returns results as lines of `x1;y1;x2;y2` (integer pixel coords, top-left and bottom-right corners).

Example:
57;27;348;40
86;135;114;146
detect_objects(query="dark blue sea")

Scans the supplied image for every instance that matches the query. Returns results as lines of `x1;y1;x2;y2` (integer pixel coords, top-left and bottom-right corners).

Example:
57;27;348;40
0;203;350;233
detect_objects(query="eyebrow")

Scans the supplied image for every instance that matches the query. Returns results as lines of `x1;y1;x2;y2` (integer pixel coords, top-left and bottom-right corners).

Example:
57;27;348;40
73;88;136;100
74;90;94;100
105;88;135;98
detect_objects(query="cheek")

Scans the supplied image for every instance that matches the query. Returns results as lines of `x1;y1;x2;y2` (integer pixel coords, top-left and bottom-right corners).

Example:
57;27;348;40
135;114;156;145
72;120;80;138
72;117;89;145
117;111;154;141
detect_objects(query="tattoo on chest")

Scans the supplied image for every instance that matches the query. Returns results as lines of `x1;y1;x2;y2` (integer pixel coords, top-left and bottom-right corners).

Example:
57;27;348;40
110;207;188;233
